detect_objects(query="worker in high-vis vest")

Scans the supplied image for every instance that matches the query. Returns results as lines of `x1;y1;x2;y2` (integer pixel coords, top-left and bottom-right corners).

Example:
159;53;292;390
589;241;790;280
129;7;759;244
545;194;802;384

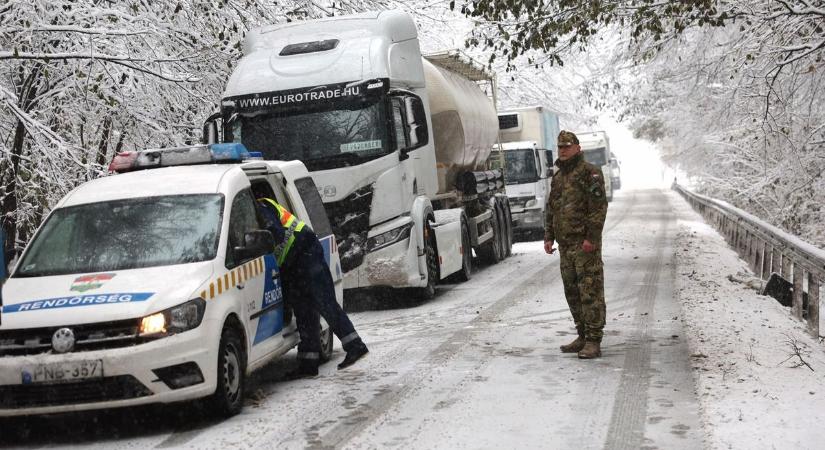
256;197;368;378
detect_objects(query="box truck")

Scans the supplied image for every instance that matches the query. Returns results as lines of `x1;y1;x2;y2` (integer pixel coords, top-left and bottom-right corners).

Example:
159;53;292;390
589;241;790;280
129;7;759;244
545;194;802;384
492;107;560;239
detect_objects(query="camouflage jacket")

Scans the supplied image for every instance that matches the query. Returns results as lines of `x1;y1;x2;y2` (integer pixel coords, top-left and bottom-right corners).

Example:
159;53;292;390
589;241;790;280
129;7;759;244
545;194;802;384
543;152;608;246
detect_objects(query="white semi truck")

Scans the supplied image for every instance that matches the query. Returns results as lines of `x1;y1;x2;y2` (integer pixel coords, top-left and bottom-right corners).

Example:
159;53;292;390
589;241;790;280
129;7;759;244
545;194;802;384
578;131;614;202
492;106;560;239
204;10;512;298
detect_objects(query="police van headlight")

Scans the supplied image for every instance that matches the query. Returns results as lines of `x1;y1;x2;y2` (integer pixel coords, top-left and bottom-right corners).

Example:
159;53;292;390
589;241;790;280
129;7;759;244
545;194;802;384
139;298;206;337
367;222;413;252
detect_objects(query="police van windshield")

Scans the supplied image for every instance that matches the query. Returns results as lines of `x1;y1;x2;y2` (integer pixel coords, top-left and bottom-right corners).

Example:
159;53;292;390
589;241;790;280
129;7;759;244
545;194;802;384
503;149;539;185
223;80;392;172
583;147;608;167
15;195;223;277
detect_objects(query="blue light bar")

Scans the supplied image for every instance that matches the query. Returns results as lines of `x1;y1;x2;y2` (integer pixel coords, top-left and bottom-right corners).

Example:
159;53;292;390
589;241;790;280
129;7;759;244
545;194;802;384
109;143;258;173
209;143;250;162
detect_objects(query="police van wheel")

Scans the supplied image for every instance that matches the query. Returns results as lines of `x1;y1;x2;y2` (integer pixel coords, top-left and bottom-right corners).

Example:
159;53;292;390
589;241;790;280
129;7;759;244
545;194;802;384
319;326;334;363
208;325;246;417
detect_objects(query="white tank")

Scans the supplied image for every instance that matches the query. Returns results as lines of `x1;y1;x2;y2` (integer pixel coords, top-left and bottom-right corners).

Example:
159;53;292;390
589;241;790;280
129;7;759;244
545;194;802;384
422;58;499;195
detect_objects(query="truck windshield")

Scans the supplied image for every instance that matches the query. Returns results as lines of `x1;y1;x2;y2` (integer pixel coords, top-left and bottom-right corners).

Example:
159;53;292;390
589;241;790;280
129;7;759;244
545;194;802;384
223;81;392;171
583;147;608;167
15;195;223;277
502;149;539;185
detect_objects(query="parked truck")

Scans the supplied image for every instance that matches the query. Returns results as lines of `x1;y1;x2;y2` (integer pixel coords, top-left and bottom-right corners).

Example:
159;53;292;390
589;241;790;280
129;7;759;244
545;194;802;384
578;131;614;202
204;10;512;298
491;107;560;240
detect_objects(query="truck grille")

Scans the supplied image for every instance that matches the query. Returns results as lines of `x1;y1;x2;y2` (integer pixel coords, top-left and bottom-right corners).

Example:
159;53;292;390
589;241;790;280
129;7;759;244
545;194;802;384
323;184;373;273
0;375;152;408
0;319;142;356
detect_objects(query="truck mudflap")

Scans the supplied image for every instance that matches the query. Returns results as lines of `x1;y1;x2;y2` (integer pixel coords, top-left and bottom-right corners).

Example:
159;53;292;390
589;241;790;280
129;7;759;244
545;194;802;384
432;210;463;279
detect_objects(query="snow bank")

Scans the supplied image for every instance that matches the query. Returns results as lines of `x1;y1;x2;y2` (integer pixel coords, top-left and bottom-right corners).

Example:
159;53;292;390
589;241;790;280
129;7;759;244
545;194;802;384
671;191;825;449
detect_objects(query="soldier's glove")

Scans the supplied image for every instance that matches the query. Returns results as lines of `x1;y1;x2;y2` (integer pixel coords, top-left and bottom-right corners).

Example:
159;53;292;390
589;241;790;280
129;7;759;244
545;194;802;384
544;240;556;255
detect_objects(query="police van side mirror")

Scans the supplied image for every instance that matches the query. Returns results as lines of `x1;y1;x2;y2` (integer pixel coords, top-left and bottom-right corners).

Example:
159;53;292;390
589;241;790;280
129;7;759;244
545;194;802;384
234;230;274;261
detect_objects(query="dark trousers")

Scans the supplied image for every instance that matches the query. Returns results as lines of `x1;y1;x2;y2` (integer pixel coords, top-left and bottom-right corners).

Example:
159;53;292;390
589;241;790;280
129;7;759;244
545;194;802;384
281;229;361;362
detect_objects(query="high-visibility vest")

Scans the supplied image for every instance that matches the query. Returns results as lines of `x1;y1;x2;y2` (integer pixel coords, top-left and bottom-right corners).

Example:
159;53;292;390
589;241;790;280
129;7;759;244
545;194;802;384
257;198;305;266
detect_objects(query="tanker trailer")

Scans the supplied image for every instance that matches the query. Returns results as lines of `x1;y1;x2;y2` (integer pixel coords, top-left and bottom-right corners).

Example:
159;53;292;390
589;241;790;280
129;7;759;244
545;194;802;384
205;10;511;299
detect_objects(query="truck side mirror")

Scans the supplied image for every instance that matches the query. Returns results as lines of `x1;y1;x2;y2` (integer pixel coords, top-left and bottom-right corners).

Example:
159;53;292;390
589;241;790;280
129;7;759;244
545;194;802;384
233;230;274;261
202;112;222;144
404;97;429;150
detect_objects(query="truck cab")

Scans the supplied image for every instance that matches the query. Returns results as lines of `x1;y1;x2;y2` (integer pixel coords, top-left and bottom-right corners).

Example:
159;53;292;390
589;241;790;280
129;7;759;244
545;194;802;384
0;144;340;418
493;106;560;239
609;153;622;190
490;141;553;238
578;131;614;202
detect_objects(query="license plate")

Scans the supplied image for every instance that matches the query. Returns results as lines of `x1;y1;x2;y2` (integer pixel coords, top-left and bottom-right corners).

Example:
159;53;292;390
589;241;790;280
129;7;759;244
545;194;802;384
22;360;104;384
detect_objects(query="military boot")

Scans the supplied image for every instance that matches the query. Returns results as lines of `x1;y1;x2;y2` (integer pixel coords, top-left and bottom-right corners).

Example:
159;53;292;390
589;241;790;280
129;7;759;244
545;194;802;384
577;341;601;359
560;336;586;353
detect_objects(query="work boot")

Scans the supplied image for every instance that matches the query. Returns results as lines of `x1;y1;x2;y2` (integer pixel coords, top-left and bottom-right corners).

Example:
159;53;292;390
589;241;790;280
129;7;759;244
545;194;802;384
560;336;586;353
284;360;319;380
338;342;369;370
577;341;602;359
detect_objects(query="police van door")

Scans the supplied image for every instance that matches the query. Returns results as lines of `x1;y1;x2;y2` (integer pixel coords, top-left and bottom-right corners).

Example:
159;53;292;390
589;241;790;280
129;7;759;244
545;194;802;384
225;188;285;364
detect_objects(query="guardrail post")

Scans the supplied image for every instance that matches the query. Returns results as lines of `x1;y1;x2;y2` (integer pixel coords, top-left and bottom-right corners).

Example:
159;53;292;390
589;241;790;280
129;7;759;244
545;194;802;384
751;235;760;274
782;254;792;280
793;264;804;320
760;242;770;280
808;273;820;338
772;250;782;277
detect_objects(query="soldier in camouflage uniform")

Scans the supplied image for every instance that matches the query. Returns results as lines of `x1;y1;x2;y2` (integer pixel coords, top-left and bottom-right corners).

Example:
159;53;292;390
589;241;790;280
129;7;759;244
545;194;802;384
543;130;608;359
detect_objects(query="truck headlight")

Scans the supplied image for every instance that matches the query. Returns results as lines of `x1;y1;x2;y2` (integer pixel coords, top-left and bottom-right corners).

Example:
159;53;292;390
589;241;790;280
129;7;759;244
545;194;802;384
367;222;413;252
139;298;206;337
524;196;543;209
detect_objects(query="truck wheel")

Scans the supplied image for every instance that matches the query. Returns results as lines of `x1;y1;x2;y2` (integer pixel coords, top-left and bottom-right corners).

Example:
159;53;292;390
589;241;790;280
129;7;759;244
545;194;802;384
319;325;333;363
500;199;513;257
496;204;508;260
414;220;438;299
453;219;472;282
477;209;502;264
207;324;246;417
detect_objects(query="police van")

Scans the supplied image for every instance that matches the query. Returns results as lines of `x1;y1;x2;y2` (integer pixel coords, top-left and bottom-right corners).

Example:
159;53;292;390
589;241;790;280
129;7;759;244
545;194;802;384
0;144;342;417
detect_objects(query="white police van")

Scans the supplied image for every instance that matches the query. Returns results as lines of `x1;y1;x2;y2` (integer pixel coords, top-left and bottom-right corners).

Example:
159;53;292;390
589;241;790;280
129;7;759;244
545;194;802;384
0;144;342;417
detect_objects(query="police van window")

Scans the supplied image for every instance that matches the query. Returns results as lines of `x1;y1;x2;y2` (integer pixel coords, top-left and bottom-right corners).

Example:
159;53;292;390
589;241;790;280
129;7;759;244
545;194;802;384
226;189;262;269
294;177;333;238
15;195;223;277
251;179;292;213
391;98;408;151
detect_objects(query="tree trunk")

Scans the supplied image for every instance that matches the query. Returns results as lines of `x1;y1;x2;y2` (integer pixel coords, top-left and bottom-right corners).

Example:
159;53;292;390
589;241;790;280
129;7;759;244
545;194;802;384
2;119;25;262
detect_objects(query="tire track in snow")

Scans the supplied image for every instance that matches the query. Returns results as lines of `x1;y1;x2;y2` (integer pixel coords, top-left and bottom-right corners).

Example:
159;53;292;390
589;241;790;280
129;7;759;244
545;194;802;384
604;190;671;449
306;259;559;449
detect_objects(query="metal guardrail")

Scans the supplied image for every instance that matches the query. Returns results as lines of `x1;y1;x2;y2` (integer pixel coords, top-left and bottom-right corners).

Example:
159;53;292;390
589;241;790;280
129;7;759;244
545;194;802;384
674;184;825;338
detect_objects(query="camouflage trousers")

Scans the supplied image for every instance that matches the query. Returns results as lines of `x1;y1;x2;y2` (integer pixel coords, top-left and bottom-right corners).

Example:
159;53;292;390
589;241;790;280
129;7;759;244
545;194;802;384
559;245;606;342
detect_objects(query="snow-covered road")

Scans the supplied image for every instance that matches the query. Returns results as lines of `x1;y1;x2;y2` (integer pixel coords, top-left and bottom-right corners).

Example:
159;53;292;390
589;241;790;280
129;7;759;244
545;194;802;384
2;189;824;449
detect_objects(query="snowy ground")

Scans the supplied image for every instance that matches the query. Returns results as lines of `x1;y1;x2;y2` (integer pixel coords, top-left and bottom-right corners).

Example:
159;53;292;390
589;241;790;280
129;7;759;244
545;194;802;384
669;192;825;449
1;189;824;449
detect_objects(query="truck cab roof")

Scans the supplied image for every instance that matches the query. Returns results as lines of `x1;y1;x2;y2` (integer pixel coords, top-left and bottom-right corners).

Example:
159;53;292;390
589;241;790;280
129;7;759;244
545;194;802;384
499;141;540;151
